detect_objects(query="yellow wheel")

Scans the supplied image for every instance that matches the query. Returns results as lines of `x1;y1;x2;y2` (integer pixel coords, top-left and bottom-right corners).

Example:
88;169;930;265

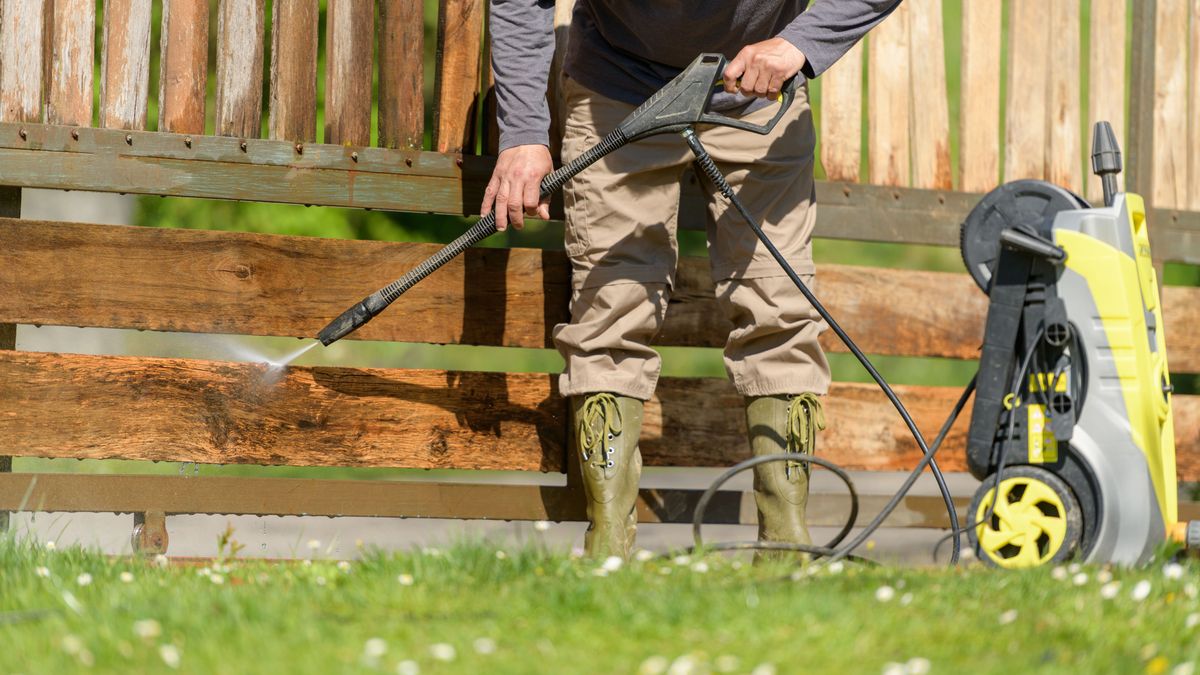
967;466;1083;569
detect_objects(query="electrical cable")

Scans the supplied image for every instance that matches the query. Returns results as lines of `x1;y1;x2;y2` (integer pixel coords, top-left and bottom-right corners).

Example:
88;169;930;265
681;128;964;565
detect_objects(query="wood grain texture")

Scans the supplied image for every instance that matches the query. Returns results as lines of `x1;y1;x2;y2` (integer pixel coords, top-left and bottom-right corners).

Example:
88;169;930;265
867;1;910;186
433;0;484;153
0;0;46;122
907;0;951;190
159;0;209;135
268;0;318;142
818;40;862;183
215;0;266;138
959;0;1001;192
0;351;567;472
324;0;374;146
378;0;425;150
100;0;152;130
47;0;93;126
1087;0;1127;202
1190;0;1200;210
1047;0;1082;193
1152;0;1190;208
1004;0;1050;181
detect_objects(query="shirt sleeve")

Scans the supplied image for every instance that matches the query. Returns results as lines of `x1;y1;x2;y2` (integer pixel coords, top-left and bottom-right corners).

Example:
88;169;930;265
490;0;557;152
778;0;902;78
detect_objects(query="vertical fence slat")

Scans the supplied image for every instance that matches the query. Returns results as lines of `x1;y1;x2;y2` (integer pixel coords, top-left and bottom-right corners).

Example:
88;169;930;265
48;0;93;126
269;0;318;143
1152;0;1189;208
819;41;862;183
907;0;950;190
1004;0;1050;181
1047;0;1082;194
1088;0;1127;202
324;0;374;146
959;0;1001;192
1189;0;1200;210
433;0;484;154
41;0;52;115
215;0;266;138
100;0;152;130
0;0;46;122
159;0;209;135
867;2;910;186
379;0;424;150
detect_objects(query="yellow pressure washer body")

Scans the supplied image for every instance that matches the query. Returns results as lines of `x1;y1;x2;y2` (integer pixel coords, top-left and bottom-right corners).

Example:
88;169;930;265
960;122;1196;568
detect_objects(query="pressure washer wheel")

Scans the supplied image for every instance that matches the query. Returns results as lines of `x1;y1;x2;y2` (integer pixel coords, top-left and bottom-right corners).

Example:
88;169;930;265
967;465;1084;569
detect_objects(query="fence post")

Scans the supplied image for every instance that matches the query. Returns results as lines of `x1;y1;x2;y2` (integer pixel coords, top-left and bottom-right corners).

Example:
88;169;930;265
1126;0;1157;201
0;186;19;533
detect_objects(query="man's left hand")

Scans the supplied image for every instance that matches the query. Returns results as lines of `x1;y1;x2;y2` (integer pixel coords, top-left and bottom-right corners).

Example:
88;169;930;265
723;38;807;100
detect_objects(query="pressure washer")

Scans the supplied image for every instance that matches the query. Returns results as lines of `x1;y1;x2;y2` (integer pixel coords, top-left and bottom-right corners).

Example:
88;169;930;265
316;53;1198;568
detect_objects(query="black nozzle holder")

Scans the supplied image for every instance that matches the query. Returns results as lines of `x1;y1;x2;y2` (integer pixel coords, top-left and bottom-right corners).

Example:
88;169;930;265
317;292;388;346
999;227;1066;263
1091;121;1122;207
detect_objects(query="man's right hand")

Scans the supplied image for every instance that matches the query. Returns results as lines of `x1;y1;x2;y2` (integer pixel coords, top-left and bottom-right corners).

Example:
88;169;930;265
482;144;554;231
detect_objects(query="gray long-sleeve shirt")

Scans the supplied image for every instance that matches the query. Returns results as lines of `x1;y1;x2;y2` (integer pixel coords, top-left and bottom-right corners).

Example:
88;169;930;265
490;0;901;152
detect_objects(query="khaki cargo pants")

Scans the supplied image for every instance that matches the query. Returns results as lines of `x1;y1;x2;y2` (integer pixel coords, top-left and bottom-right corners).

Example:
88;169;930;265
554;78;830;401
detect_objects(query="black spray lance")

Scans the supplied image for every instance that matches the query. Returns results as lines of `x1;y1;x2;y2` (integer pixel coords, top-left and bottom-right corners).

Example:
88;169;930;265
316;53;797;346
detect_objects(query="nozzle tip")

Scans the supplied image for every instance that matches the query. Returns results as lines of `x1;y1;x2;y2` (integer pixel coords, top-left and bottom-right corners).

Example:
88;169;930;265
316;301;374;346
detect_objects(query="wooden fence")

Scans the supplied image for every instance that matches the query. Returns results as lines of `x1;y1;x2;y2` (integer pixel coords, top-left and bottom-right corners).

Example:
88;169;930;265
0;0;1198;551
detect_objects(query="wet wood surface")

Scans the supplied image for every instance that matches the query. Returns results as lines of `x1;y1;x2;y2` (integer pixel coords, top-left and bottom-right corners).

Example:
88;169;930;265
323;0;374;147
268;0;319;143
159;0;209;135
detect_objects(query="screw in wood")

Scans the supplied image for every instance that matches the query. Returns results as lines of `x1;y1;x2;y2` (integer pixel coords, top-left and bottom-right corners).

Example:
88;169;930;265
71;129;80;141
18;128;26;140
351;152;359;162
125;134;133;146
184;136;192;148
294;143;303;155
240;141;248;152
405;158;413;167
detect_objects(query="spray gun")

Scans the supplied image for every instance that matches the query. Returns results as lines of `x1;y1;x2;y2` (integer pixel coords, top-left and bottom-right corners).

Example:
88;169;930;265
316;53;798;346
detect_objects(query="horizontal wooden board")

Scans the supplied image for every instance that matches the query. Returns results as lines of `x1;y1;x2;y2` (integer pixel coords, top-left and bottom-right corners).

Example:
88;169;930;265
3;218;1199;371
0;473;985;528
2;351;1198;480
0;123;1197;261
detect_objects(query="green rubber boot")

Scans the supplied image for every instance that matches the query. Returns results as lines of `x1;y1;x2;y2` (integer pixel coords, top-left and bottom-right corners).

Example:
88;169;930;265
745;393;826;553
572;393;643;559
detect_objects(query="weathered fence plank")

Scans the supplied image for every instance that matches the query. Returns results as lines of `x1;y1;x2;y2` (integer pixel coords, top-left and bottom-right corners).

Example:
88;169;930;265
433;0;484;153
215;0;266;138
378;0;425;150
907;0;951;190
100;0;152;130
1047;0;1082;193
867;1;910;186
159;0;209;135
47;0;93;126
0;0;45;123
959;0;1001;192
324;0;374;146
1152;0;1189;208
269;0;319;143
1005;0;1050;182
818;41;862;183
1190;0;1200;211
1088;0;1127;202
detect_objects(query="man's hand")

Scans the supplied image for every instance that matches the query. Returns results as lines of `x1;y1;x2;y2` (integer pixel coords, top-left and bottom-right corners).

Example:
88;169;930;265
723;38;807;100
482;144;554;231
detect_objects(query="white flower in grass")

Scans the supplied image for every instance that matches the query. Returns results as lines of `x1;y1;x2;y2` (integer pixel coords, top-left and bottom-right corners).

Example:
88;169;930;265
153;554;169;568
337;561;351;573
495;550;508;560
591;568;609;578
45;540;56;551
731;560;744;570
881;663;905;675
1072;572;1089;586
827;561;845;575
314;576;326;586
905;657;932;675
159;644;181;669
197;567;212;578
473;637;497;655
668;654;700;675
750;663;777;675
1164;563;1184;580
899;593;914;607
533;520;551;532
307;539;321;552
210;573;225;586
672;555;691;566
120;571;134;583
1186;613;1199;630
76;573;93;587
396;660;420;675
1068;562;1081;574
690;561;709;574
34;566;50;578
1051;566;1068;581
658;566;673;576
302;559;313;567
639;655;669;675
1097;569;1113;584
634;549;655;563
429;643;456;662
875;585;895;602
134;619;162;640
714;654;740;672
397;574;414;586
1173;663;1195;675
363;638;388;660
998;609;1018;625
1100;582;1121;600
1184;583;1198;599
61;590;83;614
1132;579;1153;601
601;556;623;572
422;547;443;557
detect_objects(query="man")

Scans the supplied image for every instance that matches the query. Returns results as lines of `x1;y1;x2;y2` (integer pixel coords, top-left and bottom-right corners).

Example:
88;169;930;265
484;1;902;558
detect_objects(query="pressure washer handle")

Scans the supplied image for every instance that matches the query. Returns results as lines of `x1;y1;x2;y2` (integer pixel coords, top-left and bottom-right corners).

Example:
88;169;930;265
699;75;799;135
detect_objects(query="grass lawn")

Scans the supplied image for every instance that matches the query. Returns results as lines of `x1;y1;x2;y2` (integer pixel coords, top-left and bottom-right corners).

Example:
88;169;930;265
1;537;1197;675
